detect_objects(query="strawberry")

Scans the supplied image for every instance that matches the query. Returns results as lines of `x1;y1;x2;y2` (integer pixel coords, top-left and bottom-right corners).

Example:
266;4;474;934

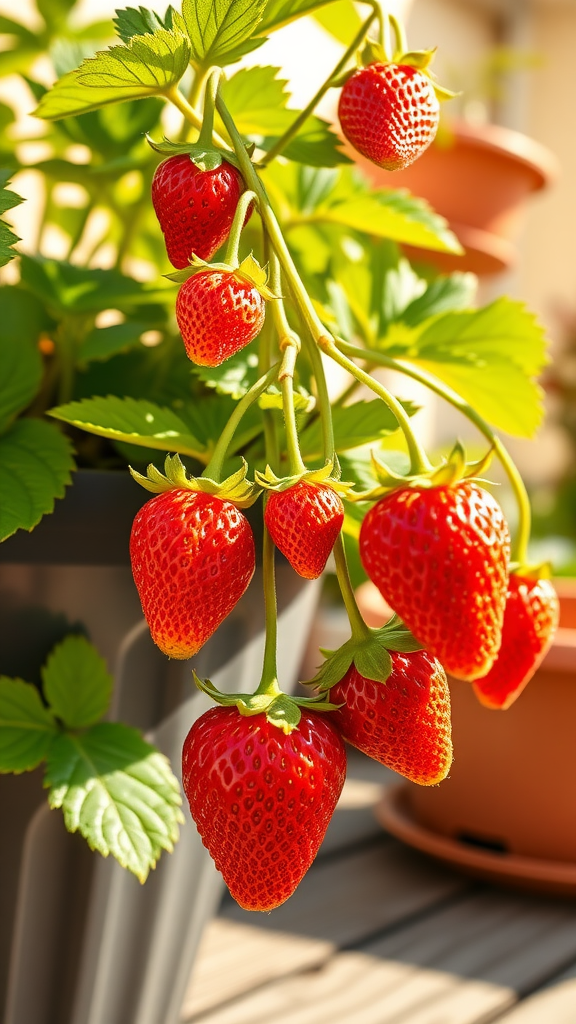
338;62;440;170
176;270;265;366
330;651;452;785
151;155;247;269
359;482;510;680
264;482;344;580
473;575;559;710
182;706;346;910
130;489;255;659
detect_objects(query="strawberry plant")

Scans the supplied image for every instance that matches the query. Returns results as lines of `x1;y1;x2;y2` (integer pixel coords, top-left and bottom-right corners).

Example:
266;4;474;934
0;0;557;908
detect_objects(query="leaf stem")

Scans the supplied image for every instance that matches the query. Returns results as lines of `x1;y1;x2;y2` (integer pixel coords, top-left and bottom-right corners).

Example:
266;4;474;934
333;533;371;640
203;362;280;482
337;339;532;565
224;189;258;267
259;3;380;168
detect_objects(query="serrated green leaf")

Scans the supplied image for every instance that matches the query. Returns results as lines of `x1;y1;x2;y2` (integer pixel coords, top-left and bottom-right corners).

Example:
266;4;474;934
0;678;58;773
220;65;292;135
113;5;171;43
278;118;350;168
45;723;183;882
316;190;463;254
0;329;43;433
182;0;267;67
19;255;172;315
79;322;150;362
0;172;22;267
192;349;260;398
34;29;191;121
0;419;75;543
49;395;208;460
383;298;548;437
299;399;417;460
400;272;478;327
258;0;335;34
42;636;113;729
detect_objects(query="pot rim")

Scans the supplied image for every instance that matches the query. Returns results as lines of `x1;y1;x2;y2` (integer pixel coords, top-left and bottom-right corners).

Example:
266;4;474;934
447;120;560;190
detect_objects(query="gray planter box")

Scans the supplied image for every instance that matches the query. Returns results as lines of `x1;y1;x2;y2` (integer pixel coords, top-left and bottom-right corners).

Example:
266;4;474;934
0;472;319;1024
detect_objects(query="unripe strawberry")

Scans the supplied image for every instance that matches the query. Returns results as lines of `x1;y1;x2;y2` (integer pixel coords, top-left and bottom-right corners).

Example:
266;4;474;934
176;270;265;366
151;155;247;268
339;63;440;170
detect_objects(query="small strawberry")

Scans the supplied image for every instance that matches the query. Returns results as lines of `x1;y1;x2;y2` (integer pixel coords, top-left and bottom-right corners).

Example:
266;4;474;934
264;481;344;580
473;575;559;710
330;651;452;785
176;269;265;366
339;62;440;170
182;706;346;910
360;481;510;680
130;488;255;659
151;155;247;269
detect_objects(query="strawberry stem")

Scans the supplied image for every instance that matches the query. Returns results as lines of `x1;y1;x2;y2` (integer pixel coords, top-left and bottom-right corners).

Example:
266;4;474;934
269;255;307;476
254;524;283;698
389;13;408;59
164;84;230;153
336;339;532;565
203;362;280;482
224;189;258;268
333;533;371;641
259;2;382;168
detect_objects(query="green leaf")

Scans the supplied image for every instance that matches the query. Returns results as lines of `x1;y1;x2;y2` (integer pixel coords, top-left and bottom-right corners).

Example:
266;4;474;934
0;419;75;543
383;298;548;437
45;723;183;882
0;329;43;433
49;395;208;460
182;0;267;67
299;399;417;460
19;256;172;315
113;6;171;43
79;322;150;362
268;118;350;168
316;190;463;254
42;635;113;729
258;0;336;34
192;349;260;398
400;272;478;327
0;678;58;773
219;66;292;136
0;171;22;267
34;29;191;120
313;0;361;44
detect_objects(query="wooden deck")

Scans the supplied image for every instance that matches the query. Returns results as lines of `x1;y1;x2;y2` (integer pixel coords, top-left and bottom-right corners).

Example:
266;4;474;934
183;752;576;1024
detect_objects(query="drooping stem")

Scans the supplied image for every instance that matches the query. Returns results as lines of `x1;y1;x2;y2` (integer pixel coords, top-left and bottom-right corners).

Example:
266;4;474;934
333;533;371;640
320;336;432;476
164;84;230;151
224;189;258;266
260;3;381;167
336;338;532;565
389;12;408;58
177;66;209;141
203;362;280;482
260;236;281;474
254;525;282;696
269;255;306;475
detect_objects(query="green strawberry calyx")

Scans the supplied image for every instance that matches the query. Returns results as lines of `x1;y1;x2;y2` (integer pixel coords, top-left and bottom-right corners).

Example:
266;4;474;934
165;252;278;301
193;673;341;734
349;441;494;502
335;29;457;103
509;560;554;582
129;453;261;508
255;459;354;496
146;133;238;174
306;614;423;692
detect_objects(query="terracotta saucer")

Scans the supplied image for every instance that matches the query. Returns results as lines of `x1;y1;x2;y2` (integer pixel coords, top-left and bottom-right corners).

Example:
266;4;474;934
376;784;576;897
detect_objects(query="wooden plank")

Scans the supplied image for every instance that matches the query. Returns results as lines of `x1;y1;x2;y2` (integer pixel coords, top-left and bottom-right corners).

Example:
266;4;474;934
183;841;466;1020
492;961;576;1023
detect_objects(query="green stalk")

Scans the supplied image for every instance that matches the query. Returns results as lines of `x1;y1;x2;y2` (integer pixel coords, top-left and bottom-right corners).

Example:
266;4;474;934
202;362;280;482
260;2;381;167
224;190;258;267
254;525;282;697
333;533;370;640
337;338;532;565
164;84;230;151
320;336;432;476
177;66;209;142
269;255;306;475
260;237;281;474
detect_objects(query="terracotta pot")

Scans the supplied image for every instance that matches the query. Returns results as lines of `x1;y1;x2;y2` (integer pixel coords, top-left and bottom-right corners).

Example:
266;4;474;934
351;121;558;276
360;579;576;893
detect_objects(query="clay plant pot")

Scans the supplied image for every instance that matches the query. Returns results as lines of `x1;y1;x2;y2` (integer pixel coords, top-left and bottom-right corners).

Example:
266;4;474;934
370;580;576;895
352;121;558;276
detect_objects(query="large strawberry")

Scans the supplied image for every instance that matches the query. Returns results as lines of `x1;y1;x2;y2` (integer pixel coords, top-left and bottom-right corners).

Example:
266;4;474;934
151;155;246;268
339;62;440;170
182;706;346;910
130;483;255;660
264;481;344;580
360;481;510;680
176;269;265;366
330;651;452;785
473;575;559;709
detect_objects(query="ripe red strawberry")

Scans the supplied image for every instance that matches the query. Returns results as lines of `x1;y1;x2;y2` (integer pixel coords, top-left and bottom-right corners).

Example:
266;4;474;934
264;482;344;580
151;155;247;268
338;63;440;170
182;706;346;910
359;482;510;680
176;270;265;366
473;575;559;710
330;651;452;785
130;489;255;659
